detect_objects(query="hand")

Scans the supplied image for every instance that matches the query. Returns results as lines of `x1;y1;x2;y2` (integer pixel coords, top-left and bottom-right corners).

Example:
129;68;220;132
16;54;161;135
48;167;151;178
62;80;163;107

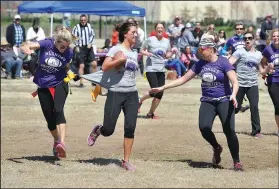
149;86;165;94
267;63;275;74
171;47;178;53
147;52;153;57
114;51;127;63
230;95;238;108
87;44;92;49
73;74;81;82
20;46;33;55
114;51;127;70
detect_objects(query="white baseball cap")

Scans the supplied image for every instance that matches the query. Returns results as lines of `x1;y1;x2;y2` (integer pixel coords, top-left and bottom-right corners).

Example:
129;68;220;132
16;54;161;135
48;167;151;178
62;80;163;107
14;15;21;20
186;22;192;28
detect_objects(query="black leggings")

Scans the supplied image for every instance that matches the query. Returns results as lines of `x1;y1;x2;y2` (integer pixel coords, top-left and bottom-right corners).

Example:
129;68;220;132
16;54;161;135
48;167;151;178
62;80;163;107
100;91;139;138
235;86;261;135
268;83;279;115
146;72;165;99
38;82;69;131
199;101;240;163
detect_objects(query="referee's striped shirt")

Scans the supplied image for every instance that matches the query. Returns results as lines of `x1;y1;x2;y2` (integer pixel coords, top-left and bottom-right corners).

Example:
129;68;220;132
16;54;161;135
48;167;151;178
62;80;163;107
72;23;95;47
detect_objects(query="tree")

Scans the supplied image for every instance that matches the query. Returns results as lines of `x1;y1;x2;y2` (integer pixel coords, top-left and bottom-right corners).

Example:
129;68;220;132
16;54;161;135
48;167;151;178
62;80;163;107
180;5;192;23
203;5;218;20
203;5;218;25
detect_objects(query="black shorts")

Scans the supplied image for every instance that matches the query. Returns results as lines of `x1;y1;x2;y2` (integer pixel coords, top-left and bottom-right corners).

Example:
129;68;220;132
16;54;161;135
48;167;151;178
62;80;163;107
75;46;95;65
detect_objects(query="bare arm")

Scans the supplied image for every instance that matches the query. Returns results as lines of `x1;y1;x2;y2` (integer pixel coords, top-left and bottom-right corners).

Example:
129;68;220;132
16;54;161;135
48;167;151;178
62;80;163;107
227;70;239;98
20;42;40;55
140;48;152;57
228;55;239;65
102;54;126;72
259;56;271;75
163;70;196;90
165;51;174;59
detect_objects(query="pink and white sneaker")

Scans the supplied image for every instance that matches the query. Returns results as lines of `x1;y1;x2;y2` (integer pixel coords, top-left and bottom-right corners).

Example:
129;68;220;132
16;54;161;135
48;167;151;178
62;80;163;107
87;125;102;146
56;142;66;158
122;160;136;171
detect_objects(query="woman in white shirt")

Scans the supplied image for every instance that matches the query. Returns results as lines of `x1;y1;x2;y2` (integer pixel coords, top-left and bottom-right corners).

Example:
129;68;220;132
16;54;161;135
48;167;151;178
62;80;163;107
26;18;46;42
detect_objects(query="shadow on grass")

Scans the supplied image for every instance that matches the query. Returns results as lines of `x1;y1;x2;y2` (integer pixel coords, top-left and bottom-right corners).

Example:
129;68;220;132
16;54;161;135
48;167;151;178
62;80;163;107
215;131;278;137
160;159;225;170
74;157;122;167
7;155;61;166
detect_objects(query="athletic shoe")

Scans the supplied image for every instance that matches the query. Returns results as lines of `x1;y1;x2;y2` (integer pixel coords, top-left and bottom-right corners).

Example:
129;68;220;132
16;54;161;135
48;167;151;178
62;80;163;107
212;145;223;165
56;142;66;158
122;160;136;171
53;141;59;158
254;133;263;138
146;113;159;119
87;125;102;146
240;105;250;113
233;162;244;171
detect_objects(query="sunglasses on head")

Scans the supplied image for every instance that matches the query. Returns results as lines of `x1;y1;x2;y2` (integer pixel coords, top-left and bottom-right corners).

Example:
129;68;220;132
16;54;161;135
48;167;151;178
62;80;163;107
243;36;253;41
198;46;210;53
236;28;244;31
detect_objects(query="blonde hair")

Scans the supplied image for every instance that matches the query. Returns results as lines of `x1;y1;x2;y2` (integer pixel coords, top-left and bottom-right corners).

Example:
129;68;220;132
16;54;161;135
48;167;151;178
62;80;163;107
54;27;78;44
267;28;279;45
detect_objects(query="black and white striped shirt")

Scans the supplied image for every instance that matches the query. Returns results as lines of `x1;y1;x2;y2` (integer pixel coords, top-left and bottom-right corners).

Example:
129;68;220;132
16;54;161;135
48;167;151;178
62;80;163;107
72;23;95;47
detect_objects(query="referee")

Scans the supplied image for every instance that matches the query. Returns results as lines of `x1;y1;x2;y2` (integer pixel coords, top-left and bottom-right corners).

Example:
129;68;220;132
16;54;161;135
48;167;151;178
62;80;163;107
72;14;97;87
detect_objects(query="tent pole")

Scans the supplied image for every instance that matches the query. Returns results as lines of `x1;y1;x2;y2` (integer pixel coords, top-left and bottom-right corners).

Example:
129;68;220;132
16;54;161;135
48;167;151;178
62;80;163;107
50;13;54;37
143;16;147;40
105;16;107;39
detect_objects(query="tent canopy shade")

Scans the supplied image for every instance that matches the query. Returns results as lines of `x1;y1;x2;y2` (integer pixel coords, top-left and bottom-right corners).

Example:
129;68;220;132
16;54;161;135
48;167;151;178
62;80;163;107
18;1;146;17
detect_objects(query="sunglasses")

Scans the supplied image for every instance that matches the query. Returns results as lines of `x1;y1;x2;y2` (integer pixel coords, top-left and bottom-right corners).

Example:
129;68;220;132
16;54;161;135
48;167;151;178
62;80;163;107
198;46;210;53
236;28;244;30
243;37;253;41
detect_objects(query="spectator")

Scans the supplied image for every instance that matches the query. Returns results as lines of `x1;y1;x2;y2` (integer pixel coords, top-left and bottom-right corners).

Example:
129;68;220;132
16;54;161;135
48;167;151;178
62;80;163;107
167;16;185;47
6;14;26;47
72;14;97;87
260;14;273;41
165;47;187;78
221;22;245;56
26;18;46;42
255;23;266;52
247;26;255;36
192;22;204;43
180;45;198;70
1;38;23;79
217;30;227;54
178;22;199;54
62;13;71;30
111;23;120;46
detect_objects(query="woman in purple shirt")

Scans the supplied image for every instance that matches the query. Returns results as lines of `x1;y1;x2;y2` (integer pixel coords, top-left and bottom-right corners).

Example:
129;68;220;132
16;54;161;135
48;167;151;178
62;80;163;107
260;29;279;136
150;38;243;171
21;28;78;159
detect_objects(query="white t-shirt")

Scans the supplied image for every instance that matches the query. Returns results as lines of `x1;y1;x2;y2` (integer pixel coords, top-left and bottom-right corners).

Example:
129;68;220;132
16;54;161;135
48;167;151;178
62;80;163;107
26;27;46;41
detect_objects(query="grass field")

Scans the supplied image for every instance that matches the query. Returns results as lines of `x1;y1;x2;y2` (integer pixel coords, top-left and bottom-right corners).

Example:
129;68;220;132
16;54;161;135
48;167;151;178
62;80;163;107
1;74;278;188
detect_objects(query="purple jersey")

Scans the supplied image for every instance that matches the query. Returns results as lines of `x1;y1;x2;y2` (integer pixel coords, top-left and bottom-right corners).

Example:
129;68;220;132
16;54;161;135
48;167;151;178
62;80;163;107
262;44;279;83
34;38;73;88
225;35;245;53
191;56;234;102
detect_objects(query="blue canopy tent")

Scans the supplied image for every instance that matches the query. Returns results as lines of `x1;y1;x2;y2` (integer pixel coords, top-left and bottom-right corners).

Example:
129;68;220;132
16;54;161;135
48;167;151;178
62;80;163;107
18;1;147;38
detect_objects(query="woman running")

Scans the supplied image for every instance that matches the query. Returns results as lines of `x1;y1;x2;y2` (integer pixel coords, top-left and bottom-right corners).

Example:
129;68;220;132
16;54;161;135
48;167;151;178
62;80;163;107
138;22;176;119
150;38;243;171
21;28;78;158
260;29;279;136
83;22;139;171
229;31;269;138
